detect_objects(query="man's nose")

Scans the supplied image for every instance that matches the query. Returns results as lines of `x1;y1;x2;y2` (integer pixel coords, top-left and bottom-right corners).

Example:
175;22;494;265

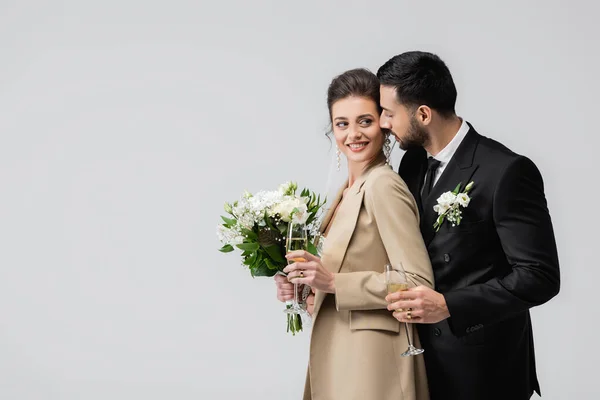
380;115;391;129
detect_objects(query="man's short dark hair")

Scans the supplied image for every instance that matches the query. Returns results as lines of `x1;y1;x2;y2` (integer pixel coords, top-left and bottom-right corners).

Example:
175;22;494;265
377;51;457;117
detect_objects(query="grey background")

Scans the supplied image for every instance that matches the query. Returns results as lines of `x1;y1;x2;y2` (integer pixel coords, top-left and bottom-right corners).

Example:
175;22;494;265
0;0;596;399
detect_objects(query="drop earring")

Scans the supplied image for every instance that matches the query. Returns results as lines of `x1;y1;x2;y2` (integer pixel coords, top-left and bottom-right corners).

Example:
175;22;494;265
384;134;391;165
336;147;341;171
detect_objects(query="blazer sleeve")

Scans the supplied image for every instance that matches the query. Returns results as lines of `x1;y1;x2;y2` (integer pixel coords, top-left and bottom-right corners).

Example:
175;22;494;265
334;170;435;311
444;156;560;335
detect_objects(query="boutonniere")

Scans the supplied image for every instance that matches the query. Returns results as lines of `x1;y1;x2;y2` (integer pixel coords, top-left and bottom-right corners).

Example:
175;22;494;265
433;181;474;232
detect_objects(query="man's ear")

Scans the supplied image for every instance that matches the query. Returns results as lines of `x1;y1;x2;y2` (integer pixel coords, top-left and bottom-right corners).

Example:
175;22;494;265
416;105;432;126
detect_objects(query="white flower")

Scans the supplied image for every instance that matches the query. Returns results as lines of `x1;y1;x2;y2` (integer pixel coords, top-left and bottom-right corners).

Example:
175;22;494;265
456;193;470;207
273;197;304;222
291;203;309;225
432;181;475;232
231;190;285;226
216;225;244;245
446;208;460;224
433;203;450;215
436;192;457;208
278;182;297;196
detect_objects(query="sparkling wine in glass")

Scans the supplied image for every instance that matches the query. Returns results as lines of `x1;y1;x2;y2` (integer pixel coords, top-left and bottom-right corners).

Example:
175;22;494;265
385;262;424;357
284;221;308;315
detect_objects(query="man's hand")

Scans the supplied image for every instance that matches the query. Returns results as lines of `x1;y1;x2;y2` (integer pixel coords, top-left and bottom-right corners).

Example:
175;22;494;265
385;286;450;324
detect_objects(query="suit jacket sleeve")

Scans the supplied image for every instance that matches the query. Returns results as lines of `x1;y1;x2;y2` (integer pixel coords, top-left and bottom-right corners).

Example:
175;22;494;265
335;171;435;311
444;156;560;335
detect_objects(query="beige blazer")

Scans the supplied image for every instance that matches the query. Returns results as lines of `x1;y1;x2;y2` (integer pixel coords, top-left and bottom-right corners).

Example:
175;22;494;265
304;162;434;400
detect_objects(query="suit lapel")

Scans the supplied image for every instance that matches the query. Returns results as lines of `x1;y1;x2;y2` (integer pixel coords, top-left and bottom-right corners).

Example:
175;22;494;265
421;128;480;246
399;147;428;216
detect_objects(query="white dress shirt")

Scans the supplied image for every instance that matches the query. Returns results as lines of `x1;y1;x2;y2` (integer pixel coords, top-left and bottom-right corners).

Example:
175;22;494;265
424;118;470;190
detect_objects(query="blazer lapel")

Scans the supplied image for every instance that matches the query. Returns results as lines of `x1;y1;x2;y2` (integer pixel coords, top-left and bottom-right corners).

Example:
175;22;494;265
323;174;369;274
312;165;380;319
421;127;480;246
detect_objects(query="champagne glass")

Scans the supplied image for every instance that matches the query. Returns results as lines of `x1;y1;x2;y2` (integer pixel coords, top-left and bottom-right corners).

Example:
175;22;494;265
385;262;424;357
284;220;308;315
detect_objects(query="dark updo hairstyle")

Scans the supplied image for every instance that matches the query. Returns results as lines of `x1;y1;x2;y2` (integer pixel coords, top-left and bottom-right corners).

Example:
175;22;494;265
326;68;383;133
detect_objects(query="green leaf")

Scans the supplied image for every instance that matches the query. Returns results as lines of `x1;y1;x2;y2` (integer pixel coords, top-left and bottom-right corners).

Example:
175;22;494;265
293;313;302;333
218;244;234;253
452;182;462;194
433;215;445;230
286;309;303;335
246;251;258;265
240;227;258;240
278;223;287;234
236;242;260;252
264;211;277;231
251;252;263;268
307;241;318;256
251;260;276;277
221;216;236;226
264;258;281;271
264;244;286;264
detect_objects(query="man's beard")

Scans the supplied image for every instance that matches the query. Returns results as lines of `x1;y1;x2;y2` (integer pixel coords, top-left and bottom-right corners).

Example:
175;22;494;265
396;117;429;150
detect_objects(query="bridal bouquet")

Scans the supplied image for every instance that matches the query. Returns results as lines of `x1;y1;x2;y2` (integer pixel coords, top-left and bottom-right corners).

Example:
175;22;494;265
217;181;326;334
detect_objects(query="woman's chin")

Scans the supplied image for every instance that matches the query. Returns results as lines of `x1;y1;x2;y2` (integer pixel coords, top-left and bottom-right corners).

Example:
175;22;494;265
346;152;381;167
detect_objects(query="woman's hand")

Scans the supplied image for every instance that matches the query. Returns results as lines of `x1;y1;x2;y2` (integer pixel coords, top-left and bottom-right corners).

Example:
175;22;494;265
306;287;316;316
274;274;295;302
283;250;335;294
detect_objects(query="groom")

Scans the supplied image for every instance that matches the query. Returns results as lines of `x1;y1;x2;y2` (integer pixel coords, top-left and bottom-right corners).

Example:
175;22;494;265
380;51;560;400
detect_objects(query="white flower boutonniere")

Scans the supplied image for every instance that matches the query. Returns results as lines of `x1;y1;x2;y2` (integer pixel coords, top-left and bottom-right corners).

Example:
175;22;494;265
433;181;474;232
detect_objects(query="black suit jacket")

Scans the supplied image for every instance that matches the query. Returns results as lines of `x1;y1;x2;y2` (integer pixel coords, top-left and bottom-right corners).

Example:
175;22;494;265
398;123;560;400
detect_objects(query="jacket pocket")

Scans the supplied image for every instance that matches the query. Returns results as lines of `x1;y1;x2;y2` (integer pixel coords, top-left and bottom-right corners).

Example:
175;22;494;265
447;219;487;233
349;309;400;333
459;325;486;346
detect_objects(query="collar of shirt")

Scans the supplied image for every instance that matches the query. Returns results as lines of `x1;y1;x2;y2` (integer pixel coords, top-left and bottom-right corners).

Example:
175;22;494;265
421;118;470;191
427;118;470;168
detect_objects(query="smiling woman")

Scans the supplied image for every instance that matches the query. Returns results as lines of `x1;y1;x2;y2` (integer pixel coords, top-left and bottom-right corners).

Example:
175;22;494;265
274;68;434;400
326;69;392;187
332;96;385;178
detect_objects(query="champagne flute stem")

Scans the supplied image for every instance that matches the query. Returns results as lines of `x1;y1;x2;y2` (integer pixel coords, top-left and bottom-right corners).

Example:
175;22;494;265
404;322;413;346
294;282;299;307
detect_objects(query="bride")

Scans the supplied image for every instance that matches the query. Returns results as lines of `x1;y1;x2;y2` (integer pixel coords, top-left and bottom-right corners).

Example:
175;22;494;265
275;68;434;400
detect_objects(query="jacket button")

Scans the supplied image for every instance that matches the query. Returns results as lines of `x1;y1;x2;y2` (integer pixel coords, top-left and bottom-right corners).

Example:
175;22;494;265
443;253;450;263
433;328;442;337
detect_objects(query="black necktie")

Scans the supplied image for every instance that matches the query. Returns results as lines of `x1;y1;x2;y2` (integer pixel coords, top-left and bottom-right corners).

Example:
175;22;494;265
421;157;441;201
